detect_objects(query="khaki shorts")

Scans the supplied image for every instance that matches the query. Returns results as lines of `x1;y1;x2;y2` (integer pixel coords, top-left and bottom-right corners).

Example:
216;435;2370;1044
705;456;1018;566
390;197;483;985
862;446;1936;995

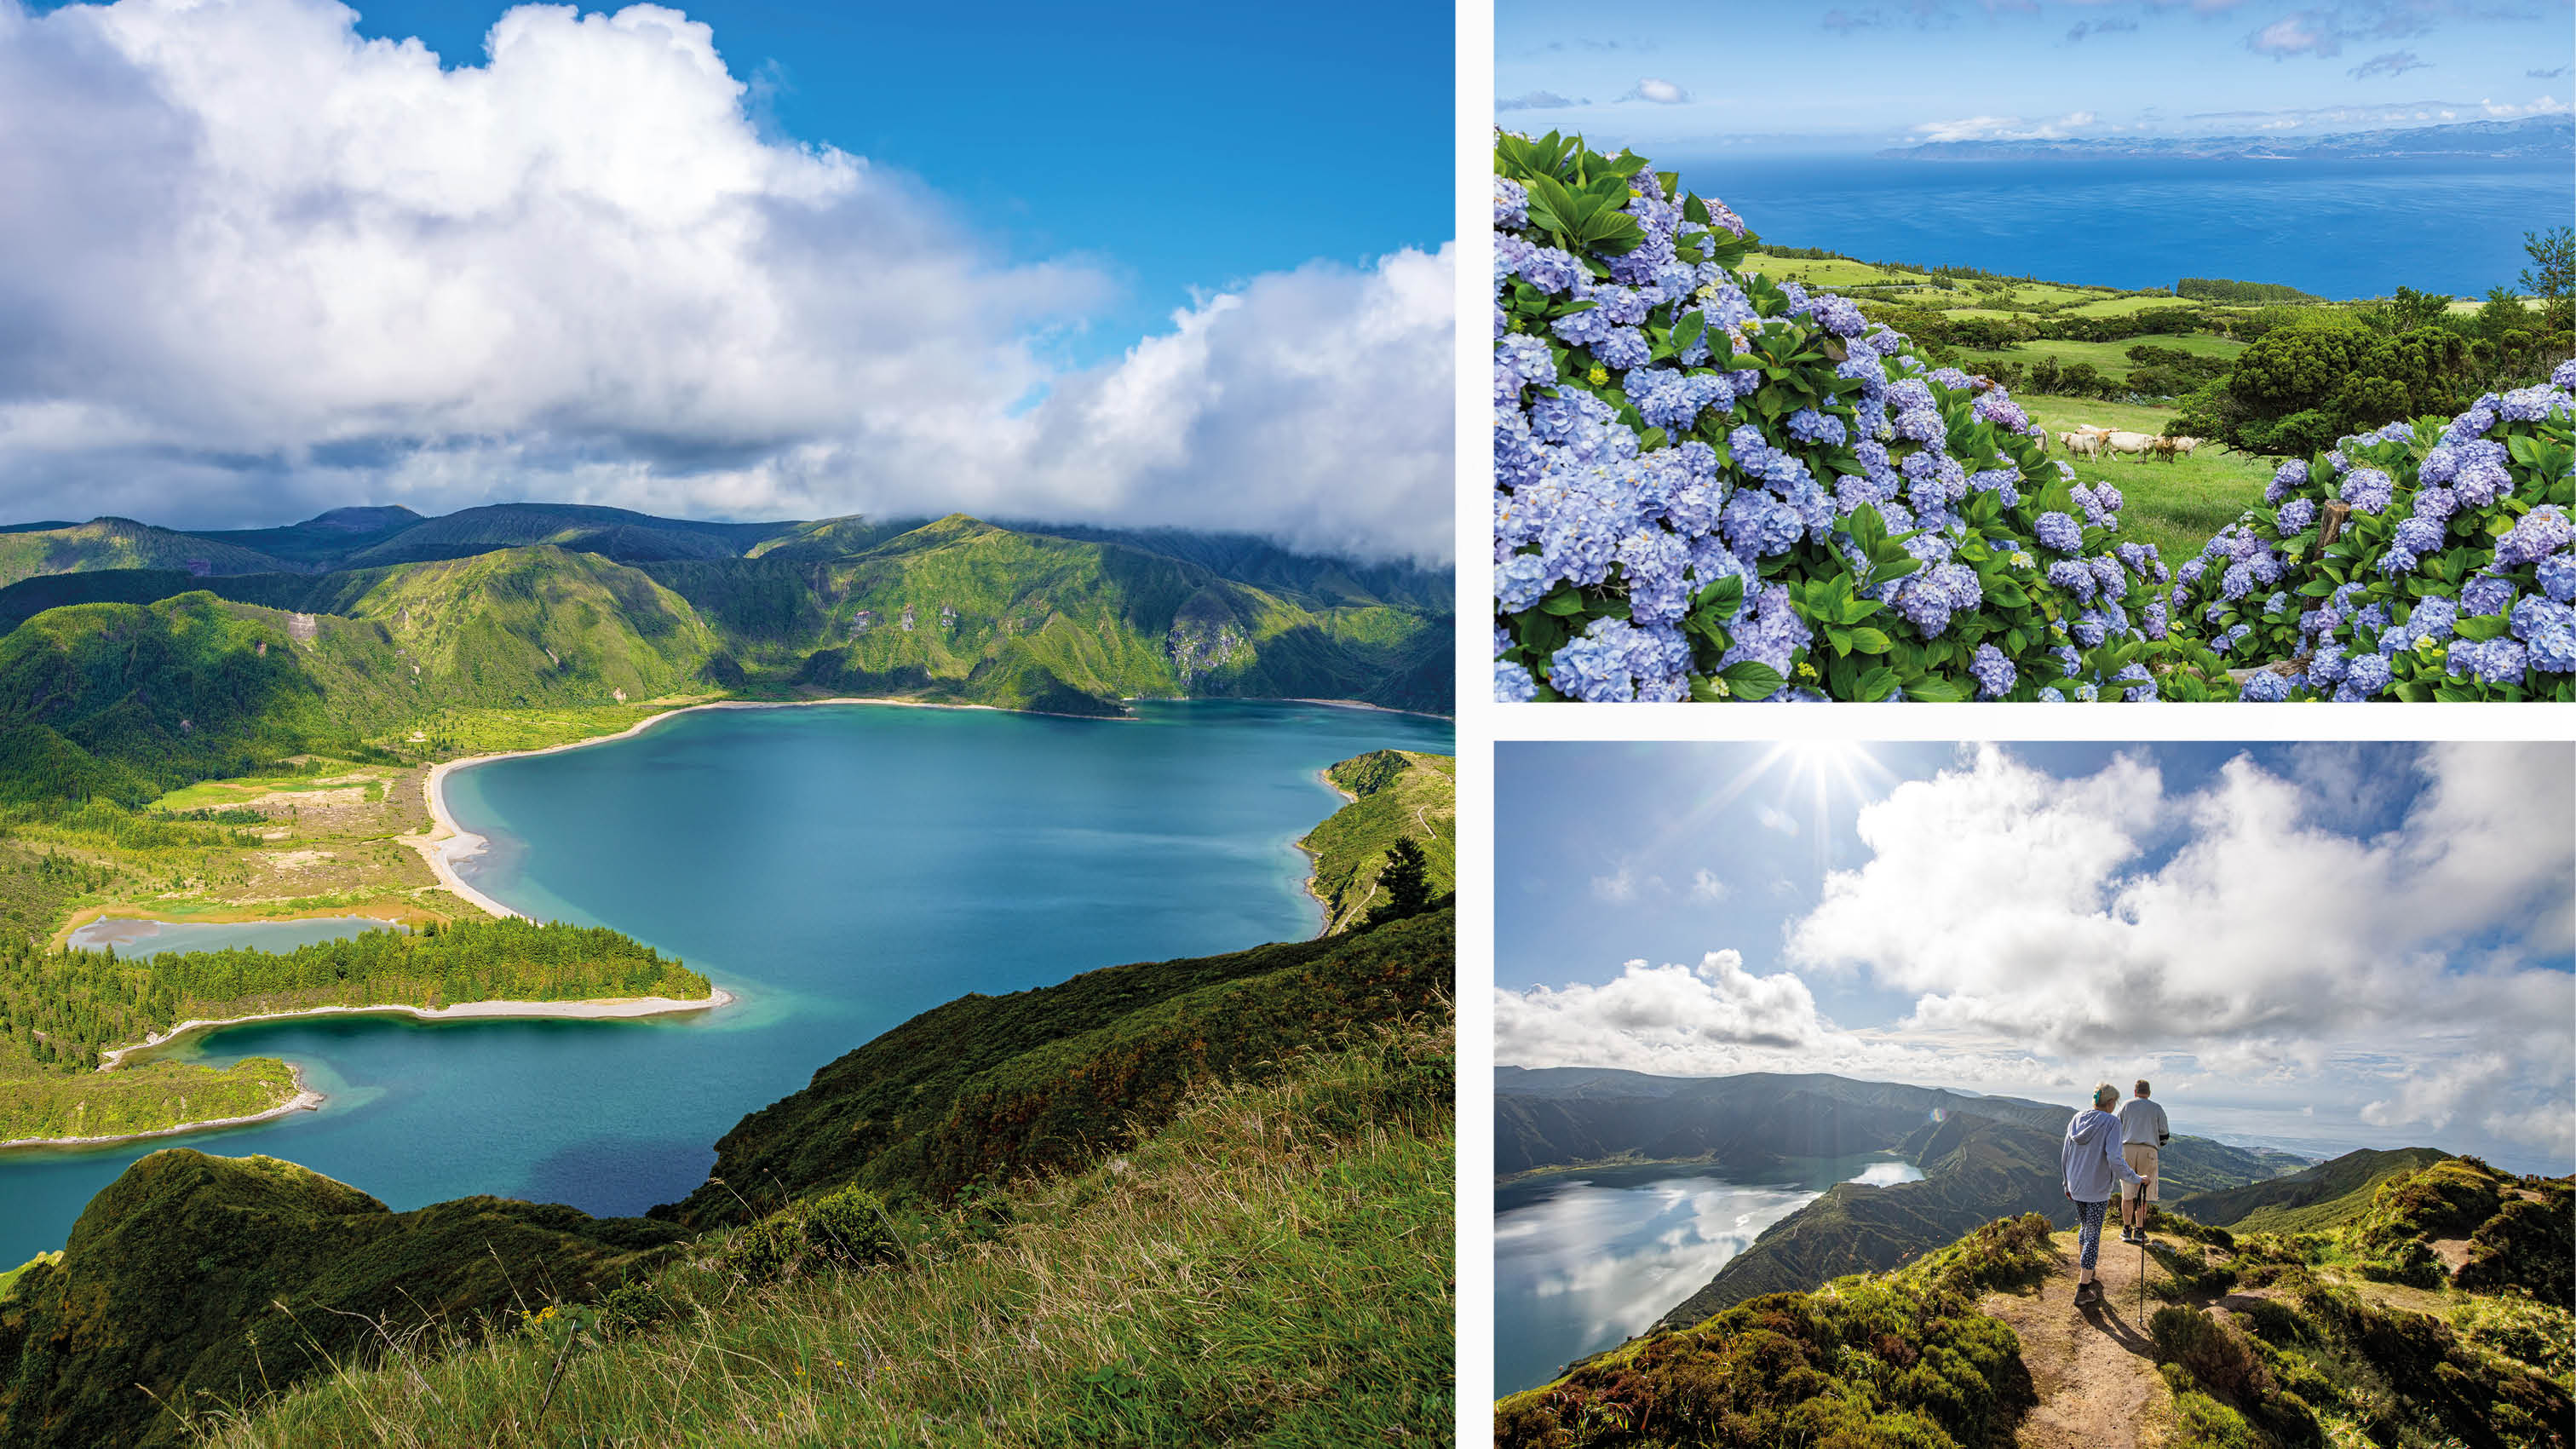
2122;1142;2159;1202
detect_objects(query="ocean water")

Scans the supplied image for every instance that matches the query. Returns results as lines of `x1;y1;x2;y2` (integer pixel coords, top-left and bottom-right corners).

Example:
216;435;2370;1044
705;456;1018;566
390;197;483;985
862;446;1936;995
1658;153;2570;301
0;700;1450;1265
1494;1156;1927;1396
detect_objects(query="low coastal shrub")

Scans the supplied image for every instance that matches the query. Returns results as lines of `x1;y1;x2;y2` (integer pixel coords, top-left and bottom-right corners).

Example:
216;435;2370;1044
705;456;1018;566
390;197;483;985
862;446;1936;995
2168;362;2576;700
1492;131;2197;703
1494;1277;2034;1449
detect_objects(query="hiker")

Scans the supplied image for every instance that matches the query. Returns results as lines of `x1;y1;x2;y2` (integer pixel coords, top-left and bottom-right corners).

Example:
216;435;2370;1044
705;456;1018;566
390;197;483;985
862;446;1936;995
2062;1083;2145;1306
2118;1078;2171;1245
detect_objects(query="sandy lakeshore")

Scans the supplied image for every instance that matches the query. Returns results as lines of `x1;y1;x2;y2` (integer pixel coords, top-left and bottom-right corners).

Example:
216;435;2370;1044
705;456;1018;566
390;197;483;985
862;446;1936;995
405;696;1026;917
95;991;738;1072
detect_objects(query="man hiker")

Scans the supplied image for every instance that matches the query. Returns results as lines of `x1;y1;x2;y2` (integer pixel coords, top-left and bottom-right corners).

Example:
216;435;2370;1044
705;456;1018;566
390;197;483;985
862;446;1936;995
2118;1078;2170;1245
2062;1082;2145;1307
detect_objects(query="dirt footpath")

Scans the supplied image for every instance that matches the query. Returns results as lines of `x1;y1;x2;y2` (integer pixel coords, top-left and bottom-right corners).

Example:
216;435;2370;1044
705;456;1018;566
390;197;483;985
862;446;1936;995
1981;1228;2171;1449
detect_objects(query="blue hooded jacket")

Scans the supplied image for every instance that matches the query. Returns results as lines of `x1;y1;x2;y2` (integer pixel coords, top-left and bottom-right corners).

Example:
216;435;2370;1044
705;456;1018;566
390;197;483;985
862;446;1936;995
2062;1107;2144;1204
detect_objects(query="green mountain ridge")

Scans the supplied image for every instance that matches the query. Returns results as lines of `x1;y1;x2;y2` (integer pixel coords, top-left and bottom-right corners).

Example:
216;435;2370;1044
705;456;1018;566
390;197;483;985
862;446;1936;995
2176;1146;2457;1235
0;515;1452;754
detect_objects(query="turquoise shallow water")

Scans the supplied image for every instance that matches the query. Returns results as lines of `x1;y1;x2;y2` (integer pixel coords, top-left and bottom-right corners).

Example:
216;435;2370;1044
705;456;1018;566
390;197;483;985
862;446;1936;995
0;700;1449;1264
1493;1156;1926;1396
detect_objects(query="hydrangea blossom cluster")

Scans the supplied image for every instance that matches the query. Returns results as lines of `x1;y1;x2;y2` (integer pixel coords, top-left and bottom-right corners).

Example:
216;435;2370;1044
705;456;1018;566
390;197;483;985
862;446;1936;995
2167;362;2576;701
1491;134;2171;702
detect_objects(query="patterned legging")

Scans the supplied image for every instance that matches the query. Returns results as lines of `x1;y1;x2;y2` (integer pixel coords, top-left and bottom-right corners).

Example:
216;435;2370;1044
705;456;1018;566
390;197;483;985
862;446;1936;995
2075;1198;2110;1271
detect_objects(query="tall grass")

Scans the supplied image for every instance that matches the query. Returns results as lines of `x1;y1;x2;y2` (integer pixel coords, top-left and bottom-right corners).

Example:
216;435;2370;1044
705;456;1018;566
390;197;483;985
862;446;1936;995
199;1018;1455;1448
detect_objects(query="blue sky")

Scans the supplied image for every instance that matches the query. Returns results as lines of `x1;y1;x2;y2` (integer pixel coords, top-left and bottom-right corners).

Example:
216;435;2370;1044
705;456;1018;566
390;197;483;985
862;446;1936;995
0;0;1455;556
1495;741;2576;1172
1498;0;2574;152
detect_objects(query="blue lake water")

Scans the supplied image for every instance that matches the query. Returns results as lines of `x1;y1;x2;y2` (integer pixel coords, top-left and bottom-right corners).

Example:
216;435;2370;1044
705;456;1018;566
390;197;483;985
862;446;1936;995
0;700;1450;1266
1494;1156;1927;1397
66;916;404;957
1658;153;2571;300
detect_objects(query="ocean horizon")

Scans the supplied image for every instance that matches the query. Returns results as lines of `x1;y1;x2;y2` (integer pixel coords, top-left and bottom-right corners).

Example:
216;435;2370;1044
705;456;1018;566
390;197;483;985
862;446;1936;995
1644;152;2570;301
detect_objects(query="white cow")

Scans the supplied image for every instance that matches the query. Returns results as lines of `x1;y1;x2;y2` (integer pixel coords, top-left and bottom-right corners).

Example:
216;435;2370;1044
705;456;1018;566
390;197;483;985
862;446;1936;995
2102;430;2159;461
2058;428;2107;460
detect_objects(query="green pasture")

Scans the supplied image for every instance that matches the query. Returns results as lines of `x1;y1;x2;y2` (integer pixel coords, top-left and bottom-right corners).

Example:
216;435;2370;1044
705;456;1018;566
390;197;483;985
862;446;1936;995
2015;394;2272;563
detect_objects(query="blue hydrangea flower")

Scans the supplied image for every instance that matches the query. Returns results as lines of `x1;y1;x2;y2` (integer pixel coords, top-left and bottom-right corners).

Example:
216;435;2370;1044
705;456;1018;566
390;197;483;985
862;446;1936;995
1969;643;2015;699
1495;658;1538;702
2036;511;2082;553
2239;669;2291;702
2498;506;2571;568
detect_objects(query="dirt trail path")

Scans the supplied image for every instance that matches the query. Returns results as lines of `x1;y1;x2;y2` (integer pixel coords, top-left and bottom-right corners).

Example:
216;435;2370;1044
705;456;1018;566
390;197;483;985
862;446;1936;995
1981;1228;2171;1449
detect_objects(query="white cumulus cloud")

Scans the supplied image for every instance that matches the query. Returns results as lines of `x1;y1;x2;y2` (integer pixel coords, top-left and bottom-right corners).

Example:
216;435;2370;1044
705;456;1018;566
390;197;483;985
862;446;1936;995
0;0;1454;561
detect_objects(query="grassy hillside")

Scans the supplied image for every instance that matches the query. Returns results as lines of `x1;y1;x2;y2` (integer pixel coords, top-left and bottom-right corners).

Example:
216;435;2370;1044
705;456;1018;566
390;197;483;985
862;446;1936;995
202;1018;1453;1449
0;549;724;808
0;1150;687;1449
1299;750;1457;933
1505;1154;2575;1449
2179;1147;2456;1235
0;520;301;591
658;902;1456;1228
0;918;708;1141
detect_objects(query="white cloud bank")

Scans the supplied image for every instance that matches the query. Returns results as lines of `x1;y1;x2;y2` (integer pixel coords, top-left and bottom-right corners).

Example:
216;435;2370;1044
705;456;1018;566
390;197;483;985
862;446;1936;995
0;0;1453;561
1499;744;2576;1155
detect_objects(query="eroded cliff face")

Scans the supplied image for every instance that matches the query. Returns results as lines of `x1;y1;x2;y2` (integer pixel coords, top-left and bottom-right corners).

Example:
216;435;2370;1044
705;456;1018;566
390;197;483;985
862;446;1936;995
1164;586;1252;692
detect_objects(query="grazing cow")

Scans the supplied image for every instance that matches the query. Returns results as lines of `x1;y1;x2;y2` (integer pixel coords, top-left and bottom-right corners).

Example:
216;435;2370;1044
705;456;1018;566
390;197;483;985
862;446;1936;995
2103;430;2158;461
2147;436;2181;463
2059;429;2107;460
2169;435;2205;458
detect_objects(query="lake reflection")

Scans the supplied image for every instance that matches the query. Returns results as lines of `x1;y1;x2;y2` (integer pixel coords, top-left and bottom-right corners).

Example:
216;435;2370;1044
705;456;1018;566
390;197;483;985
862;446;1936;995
1493;1156;1926;1396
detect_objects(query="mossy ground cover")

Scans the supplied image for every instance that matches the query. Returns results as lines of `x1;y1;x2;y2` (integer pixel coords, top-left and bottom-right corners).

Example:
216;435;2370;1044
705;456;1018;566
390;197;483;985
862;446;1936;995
195;1019;1456;1449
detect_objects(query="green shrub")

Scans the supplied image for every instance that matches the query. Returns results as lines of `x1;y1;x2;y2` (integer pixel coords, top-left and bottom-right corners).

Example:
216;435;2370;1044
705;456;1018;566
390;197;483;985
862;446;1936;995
2152;1305;2273;1402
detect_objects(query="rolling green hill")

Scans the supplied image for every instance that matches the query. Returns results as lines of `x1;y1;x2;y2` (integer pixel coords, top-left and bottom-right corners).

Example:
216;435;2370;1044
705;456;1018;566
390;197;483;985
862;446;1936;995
0;1151;687;1449
0;520;301;591
1299;750;1457;933
331;503;795;568
658;901;1455;1228
2178;1146;2455;1234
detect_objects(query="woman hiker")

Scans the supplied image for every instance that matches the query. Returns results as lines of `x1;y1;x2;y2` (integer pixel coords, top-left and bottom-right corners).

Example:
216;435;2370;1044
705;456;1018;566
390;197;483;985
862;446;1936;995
2062;1082;2146;1307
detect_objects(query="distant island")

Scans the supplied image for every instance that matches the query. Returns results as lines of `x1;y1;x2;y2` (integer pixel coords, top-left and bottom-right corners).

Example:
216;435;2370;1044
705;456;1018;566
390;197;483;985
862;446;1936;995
1882;111;2573;162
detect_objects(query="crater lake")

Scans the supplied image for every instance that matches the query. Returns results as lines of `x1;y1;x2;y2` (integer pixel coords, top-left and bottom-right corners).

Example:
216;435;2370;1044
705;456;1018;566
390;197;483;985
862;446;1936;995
0;699;1451;1264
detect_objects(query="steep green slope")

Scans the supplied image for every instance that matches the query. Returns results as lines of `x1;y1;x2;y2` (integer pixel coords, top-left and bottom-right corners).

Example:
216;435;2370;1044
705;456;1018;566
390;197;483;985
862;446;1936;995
0;1151;685;1449
0;520;301;591
658;901;1456;1228
207;1018;1454;1449
1299;750;1457;933
296;546;721;704
2178;1147;2455;1234
1504;1216;2056;1449
0;548;727;803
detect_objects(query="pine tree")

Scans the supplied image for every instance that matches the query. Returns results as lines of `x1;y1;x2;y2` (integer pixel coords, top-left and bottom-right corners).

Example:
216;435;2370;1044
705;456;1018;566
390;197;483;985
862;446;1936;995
1364;837;1434;928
